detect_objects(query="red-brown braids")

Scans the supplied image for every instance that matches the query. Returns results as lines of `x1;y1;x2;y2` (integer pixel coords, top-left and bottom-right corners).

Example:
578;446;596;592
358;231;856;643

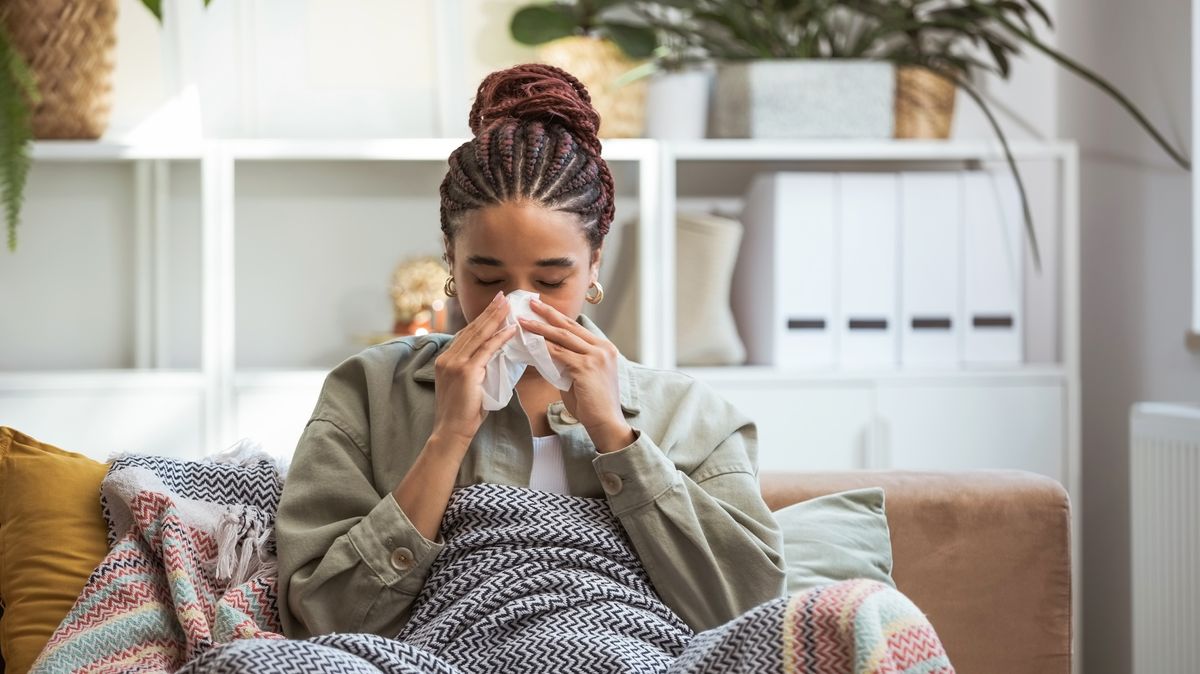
440;64;615;249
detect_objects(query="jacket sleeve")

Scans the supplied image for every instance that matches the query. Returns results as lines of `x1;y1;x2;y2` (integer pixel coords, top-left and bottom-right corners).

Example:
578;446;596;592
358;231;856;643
590;384;786;632
275;356;443;639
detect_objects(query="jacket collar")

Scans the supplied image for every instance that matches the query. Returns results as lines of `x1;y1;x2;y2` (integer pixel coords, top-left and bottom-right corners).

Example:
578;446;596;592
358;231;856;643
412;313;641;415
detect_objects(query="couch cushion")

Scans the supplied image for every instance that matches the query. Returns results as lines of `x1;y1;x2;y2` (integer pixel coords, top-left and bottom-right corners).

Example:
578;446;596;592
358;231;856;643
761;470;1072;674
0;427;109;674
773;487;894;594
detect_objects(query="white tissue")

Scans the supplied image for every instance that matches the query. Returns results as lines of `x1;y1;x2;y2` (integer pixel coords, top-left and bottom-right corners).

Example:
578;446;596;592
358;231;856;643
481;289;573;411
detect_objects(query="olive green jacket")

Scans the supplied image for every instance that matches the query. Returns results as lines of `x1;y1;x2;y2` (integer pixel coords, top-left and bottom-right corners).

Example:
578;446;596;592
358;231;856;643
275;315;786;639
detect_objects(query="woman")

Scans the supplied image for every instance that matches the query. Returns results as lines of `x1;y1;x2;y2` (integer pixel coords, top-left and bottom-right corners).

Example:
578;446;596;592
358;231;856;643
275;63;787;641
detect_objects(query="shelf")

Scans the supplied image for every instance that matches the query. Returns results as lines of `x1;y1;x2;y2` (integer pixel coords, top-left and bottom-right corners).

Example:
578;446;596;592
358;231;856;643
31;140;205;161
226;137;659;162
29;138;1075;164
667;139;1076;162
681;364;1068;385
0;370;206;391
234;369;329;389
219;365;1070;390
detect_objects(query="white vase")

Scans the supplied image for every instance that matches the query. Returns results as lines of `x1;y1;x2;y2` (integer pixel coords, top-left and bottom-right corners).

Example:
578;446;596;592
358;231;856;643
711;59;895;139
606;212;746;366
643;67;713;140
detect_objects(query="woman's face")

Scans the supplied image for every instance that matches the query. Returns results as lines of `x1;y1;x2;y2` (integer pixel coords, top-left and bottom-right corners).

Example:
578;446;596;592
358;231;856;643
447;200;601;324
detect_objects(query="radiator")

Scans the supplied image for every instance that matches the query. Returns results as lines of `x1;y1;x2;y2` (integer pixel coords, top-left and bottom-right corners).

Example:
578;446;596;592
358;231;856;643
1131;402;1200;674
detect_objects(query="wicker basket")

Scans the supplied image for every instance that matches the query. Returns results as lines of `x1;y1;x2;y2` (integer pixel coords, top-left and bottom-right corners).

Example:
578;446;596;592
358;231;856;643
536;36;646;139
894;66;957;139
0;0;119;139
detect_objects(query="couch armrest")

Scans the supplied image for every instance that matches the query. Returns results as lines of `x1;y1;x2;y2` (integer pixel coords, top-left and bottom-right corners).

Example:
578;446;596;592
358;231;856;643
760;470;1072;674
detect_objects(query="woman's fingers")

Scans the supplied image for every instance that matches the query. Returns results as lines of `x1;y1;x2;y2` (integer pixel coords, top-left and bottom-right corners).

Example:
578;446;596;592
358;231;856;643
518;316;592;355
469;323;518;369
543;340;584;370
451;292;509;358
528;299;600;345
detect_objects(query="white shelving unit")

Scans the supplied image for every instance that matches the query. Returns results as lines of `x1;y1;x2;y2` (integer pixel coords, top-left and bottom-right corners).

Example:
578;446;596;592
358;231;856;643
657;140;1079;488
0;135;1081;668
2;137;1079;490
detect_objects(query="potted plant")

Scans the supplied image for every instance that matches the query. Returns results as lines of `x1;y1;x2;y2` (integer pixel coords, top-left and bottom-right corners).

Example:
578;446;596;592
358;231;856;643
843;0;1190;267
0;0;204;253
640;0;1190;269
614;6;713;140
639;0;898;139
509;1;657;138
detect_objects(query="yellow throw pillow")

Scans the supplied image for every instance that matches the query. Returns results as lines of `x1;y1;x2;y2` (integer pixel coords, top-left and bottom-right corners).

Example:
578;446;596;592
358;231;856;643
0;427;109;674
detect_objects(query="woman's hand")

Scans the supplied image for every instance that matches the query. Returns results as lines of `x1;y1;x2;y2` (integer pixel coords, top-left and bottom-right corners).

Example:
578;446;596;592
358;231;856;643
519;299;636;454
431;291;519;445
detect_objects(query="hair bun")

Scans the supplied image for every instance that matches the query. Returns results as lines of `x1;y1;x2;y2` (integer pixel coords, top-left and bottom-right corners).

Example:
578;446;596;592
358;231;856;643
469;63;602;154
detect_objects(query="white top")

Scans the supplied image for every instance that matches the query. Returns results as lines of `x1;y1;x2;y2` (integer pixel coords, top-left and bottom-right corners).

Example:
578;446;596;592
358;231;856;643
529;434;570;495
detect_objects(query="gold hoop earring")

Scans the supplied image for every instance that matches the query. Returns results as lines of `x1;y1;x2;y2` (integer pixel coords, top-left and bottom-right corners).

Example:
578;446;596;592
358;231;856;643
443;276;457;298
585;281;604;304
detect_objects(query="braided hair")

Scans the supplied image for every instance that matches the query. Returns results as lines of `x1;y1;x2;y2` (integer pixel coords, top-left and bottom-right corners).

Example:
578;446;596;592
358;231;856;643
440;64;615;250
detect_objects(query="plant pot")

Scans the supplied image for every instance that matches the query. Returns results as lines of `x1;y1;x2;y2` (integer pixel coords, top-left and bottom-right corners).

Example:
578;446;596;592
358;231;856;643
536;36;647;138
894;66;957;139
644;66;712;140
711;59;894;139
0;0;118;139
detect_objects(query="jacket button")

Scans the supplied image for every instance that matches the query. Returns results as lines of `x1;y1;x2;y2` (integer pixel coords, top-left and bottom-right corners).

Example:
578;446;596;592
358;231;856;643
559;408;579;425
600;472;623;495
390;547;415;572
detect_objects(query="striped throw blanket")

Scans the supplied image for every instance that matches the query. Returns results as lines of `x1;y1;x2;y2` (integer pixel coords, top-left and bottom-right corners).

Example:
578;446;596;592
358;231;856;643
30;445;286;674
31;456;952;673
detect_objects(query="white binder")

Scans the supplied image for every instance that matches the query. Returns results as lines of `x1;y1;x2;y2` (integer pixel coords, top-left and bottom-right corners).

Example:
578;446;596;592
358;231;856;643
734;173;837;368
962;170;1024;365
900;172;963;368
837;173;899;369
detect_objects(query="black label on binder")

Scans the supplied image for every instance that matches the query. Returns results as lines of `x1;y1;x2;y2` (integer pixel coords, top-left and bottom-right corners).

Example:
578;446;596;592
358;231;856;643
787;318;826;330
973;315;1014;328
848;318;888;330
912;317;952;330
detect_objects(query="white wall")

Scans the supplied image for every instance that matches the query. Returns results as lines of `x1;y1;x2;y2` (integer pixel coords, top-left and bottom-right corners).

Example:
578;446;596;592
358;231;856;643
108;0;537;140
27;1;1200;668
1056;1;1200;672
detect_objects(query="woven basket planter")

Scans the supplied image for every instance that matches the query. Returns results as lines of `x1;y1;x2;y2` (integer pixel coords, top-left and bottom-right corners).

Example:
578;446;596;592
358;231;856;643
0;0;119;139
894;66;957;139
536;35;646;139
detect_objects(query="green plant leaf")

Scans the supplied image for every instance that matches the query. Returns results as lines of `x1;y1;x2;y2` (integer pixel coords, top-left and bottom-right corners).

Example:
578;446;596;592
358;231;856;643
952;71;1042;271
604;22;657;59
988;8;1191;170
984;36;1011;77
1024;0;1053;28
589;0;628;12
141;0;163;22
511;5;579;46
0;27;39;253
996;1;1034;33
613;59;660;87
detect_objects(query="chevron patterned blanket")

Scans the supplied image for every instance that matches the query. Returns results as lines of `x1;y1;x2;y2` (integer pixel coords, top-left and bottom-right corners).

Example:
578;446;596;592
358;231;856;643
179;483;954;674
30;446;287;674
32;458;952;674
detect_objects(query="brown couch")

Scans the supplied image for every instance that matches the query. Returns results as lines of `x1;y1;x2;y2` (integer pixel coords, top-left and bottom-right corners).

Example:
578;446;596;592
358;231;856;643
761;469;1073;674
0;469;1070;674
